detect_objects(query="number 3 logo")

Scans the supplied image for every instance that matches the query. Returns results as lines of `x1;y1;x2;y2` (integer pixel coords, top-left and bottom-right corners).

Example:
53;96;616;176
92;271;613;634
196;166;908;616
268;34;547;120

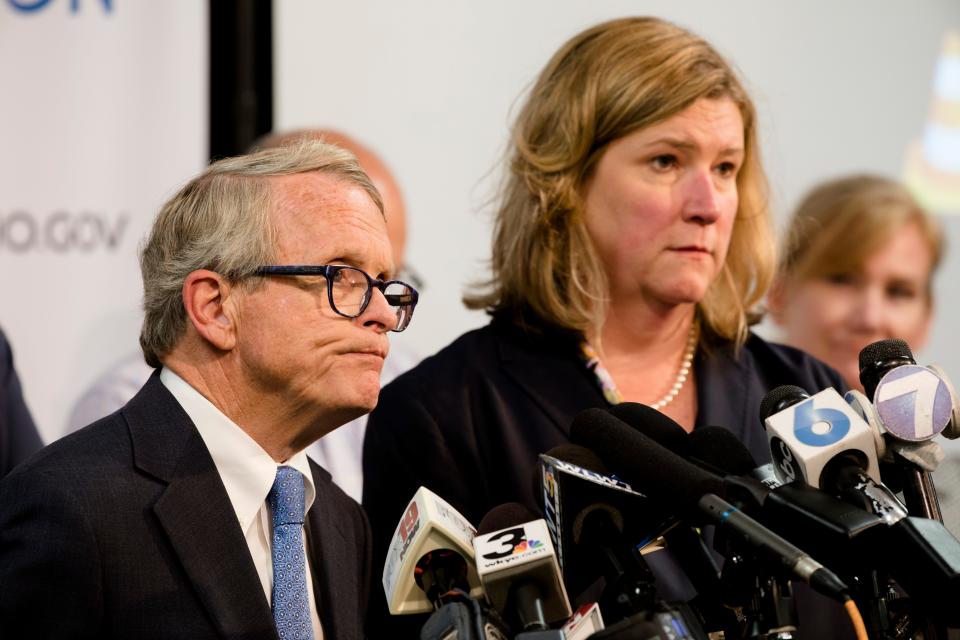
482;527;525;560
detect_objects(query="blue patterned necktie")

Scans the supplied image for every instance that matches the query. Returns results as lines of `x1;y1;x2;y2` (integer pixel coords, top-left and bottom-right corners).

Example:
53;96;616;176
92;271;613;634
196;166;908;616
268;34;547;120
269;466;315;640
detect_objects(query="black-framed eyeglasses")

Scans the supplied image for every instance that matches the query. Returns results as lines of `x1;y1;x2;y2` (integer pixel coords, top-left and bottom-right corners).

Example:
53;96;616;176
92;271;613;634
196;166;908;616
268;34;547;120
253;265;419;332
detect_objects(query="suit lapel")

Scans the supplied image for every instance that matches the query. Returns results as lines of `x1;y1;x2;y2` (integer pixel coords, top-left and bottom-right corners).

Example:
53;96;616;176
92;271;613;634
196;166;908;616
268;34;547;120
125;374;279;640
305;470;354;640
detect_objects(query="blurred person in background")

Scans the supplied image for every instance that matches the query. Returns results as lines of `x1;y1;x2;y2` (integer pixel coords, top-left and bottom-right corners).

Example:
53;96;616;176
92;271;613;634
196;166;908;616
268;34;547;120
66;129;419;503
768;174;942;392
0;326;42;477
362;16;845;635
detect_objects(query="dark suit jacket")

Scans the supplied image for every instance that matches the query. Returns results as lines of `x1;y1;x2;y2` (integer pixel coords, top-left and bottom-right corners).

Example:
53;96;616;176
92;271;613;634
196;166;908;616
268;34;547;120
0;373;372;640
362;319;845;636
0;327;42;477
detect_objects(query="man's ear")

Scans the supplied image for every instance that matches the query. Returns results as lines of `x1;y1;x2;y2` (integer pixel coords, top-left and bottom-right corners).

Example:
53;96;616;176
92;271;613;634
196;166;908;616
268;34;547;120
182;269;240;351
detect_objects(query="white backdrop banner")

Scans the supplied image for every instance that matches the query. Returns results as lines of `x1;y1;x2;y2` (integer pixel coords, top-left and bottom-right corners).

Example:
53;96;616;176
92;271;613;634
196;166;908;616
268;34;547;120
0;0;207;443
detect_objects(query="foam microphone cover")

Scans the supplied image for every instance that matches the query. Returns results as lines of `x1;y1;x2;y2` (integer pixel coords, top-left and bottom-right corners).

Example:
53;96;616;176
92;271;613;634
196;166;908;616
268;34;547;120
478;503;538;536
759;385;810;422
606;402;692;457
688;426;757;476
569;407;723;513
859;338;915;399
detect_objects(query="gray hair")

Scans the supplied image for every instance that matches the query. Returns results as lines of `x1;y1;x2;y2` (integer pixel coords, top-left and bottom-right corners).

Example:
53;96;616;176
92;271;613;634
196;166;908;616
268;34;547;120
139;140;383;368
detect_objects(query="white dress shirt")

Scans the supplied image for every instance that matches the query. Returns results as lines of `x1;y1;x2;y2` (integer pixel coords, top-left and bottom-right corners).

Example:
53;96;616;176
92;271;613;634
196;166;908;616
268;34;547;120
161;368;324;639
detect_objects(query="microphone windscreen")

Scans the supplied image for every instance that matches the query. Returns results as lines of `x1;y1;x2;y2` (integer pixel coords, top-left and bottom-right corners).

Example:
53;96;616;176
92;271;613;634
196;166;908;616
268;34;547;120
477;502;539;536
859;338;914;372
758;385;809;422
689;427;757;476
608;402;691;456
569;407;723;511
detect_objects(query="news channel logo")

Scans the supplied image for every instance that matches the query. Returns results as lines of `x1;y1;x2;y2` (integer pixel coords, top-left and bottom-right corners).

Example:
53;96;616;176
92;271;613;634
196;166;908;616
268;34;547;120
6;0;112;14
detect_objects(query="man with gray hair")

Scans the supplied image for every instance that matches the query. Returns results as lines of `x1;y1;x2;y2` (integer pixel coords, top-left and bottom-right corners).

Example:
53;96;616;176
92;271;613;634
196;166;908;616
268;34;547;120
0;141;419;639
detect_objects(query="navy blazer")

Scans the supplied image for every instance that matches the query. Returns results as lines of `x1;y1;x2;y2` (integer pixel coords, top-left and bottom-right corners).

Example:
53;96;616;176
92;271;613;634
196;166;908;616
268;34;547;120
0;372;372;640
362;319;845;635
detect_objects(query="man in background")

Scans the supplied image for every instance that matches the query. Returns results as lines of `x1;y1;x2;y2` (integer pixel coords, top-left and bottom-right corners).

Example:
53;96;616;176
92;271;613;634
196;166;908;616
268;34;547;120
66;129;419;502
0;326;42;477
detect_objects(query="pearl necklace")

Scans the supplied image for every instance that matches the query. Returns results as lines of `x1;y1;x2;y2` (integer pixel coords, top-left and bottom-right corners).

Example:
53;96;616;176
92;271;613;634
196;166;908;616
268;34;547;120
649;323;698;410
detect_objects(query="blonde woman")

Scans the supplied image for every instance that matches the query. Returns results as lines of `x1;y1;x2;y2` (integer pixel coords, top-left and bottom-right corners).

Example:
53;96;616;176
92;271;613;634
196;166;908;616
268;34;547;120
769;174;942;392
363;17;846;630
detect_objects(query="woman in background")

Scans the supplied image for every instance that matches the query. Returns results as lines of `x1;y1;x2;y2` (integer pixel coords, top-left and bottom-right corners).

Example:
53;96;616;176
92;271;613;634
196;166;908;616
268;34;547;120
769;174;942;391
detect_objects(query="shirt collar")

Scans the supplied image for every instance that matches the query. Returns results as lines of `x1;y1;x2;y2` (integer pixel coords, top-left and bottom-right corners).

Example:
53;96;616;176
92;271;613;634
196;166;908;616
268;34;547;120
160;367;316;531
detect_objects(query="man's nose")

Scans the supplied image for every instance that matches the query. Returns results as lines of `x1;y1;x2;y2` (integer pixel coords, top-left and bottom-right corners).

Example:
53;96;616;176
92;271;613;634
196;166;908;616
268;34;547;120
359;287;398;333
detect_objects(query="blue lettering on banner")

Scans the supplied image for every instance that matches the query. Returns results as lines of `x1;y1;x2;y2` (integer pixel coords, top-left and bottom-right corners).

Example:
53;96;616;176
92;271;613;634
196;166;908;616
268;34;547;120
793;399;850;447
7;0;112;13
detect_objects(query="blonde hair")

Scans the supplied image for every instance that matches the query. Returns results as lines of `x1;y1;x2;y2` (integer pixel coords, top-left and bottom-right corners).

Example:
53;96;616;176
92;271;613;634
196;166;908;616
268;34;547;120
139;140;383;368
464;16;774;347
780;174;943;299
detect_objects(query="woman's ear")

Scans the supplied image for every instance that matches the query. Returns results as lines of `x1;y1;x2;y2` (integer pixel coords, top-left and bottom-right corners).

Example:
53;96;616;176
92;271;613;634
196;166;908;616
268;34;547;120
767;275;787;326
181;269;239;352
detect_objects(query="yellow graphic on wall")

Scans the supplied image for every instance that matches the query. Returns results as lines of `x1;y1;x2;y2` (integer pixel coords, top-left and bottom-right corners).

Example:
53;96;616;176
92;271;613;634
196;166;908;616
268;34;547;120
904;30;960;215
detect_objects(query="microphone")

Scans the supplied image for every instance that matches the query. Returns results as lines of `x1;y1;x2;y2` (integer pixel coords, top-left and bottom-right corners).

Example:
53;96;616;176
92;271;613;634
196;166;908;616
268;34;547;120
859;339;954;442
570;408;850;602
419;599;510;640
383;486;484;615
473;503;572;637
599;407;740;624
685;425;960;627
760;385;882;491
607;402;692;456
859;339;953;520
560;603;605;639
538;444;667;620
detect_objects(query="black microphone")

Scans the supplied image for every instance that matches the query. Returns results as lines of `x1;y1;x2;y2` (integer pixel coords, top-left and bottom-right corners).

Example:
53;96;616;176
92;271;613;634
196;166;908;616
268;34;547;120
601;407;738;622
539;444;666;621
687;425;960;627
607;402;692;457
420;599;510;640
570;408;850;602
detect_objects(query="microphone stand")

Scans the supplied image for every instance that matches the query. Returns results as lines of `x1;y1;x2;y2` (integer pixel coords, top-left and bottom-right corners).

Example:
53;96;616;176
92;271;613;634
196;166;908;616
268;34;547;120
899;466;943;522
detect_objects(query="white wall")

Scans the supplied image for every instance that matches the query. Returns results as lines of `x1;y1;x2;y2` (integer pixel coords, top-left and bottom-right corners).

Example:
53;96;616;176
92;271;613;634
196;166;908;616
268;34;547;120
0;0;207;442
275;0;960;378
